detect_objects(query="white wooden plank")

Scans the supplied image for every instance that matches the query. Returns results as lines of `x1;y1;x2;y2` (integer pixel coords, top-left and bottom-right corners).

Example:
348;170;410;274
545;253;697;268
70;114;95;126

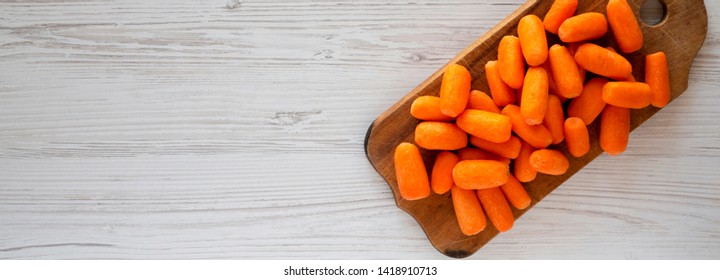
0;0;719;259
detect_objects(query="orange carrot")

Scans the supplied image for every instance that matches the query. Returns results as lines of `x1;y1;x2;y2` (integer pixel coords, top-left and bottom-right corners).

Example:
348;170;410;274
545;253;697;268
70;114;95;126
439;63;472;117
414;121;468;150
558;12;608;43
607;0;643;53
567;77;609;125
485;60;517;107
457;147;511;165
605;46;638;82
548;44;583;98
497;36;525;89
456;109;512;143
476;188;514;232
469;135;522;159
431;151;460;194
518;15;548;66
574;43;633;80
458;147;488;161
567;42;587;82
541;60;560;97
545;67;569;104
520;66;549;125
564;117;590;157
544;0;578;34
602;82;652;109
514;140;538;182
451;186;487;236
453;160;509;190
646;52;671;108
502;104;553;149
501;174;531;209
624;73;637;82
410;96;454;121
529;149;570;175
468;90;501;113
600;105;630;156
544;94;565;145
394;143;431;200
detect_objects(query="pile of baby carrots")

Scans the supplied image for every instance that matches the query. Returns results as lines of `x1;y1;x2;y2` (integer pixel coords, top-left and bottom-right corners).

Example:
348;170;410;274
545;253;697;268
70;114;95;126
394;0;670;236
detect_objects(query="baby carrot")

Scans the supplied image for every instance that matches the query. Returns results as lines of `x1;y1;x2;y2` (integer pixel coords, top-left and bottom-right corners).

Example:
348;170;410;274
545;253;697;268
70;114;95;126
502;105;553;149
453;160;509;190
541;60;560;97
439;63;472;117
514;140;538;182
544;94;565;145
548;44;583;98
458;147;488;161
497;36;525;89
529;149;570;175
604;46;638;82
600;105;630;156
520;66;549;125
476;188;514;232
518;14;548;66
646;52;671;108
543;0;578;34
564;117;590;157
431;151;460;194
457;147;511;165
558;12;608;43
469;135;522;159
607;0;643;53
414;121;468;150
410;96;454;121
456;109;512;143
567;42;587;82
451;186;487;236
624;73;637;82
468;90;501;114
394;143;431;200
602;82;652;109
567;77;609;125
485;61;517;107
574;43;633;80
501;174;531;210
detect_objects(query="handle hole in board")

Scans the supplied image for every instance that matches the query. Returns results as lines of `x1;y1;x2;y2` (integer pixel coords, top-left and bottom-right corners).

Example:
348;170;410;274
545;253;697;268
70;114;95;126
639;0;667;27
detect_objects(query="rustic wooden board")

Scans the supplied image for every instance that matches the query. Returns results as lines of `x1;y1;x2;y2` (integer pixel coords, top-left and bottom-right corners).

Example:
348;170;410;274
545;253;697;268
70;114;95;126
365;0;708;258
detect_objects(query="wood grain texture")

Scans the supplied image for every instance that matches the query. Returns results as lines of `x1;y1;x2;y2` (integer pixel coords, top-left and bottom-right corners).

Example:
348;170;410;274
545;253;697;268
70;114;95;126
1;0;719;259
365;0;708;258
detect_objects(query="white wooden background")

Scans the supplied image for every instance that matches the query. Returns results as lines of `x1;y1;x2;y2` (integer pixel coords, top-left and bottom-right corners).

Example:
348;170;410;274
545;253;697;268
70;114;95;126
0;0;718;259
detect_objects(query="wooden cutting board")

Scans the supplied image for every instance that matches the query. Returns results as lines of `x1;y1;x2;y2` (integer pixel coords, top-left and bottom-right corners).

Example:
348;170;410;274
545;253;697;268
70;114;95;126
364;0;708;258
